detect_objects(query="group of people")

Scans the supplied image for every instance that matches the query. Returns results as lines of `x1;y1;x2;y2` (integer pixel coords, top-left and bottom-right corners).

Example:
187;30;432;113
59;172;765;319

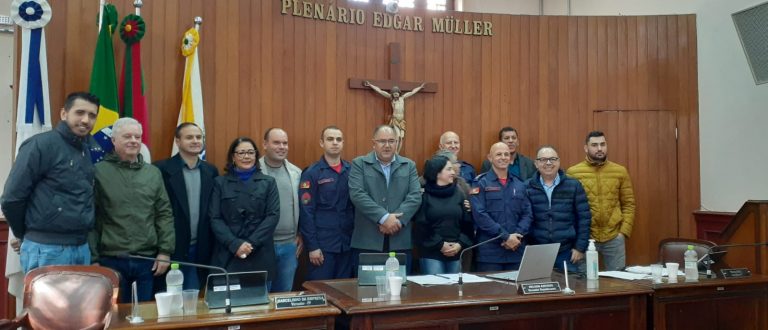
1;91;635;303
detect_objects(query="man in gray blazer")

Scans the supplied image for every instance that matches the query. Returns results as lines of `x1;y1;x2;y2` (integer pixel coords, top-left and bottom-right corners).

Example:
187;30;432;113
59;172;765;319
348;125;421;273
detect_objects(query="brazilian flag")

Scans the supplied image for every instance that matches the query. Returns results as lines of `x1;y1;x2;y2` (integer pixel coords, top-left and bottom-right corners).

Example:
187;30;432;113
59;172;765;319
89;4;120;162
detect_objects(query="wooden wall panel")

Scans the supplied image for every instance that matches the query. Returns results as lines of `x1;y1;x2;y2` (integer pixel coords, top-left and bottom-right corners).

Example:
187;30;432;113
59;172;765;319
23;1;701;254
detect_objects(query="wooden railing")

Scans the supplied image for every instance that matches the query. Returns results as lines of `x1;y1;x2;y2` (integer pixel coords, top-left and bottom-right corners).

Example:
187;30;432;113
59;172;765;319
711;201;768;274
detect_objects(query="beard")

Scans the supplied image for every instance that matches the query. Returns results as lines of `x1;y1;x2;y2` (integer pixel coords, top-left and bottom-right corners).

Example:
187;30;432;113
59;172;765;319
589;153;607;162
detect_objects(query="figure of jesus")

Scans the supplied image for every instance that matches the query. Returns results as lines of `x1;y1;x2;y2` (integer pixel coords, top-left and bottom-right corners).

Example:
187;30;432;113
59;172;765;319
364;80;426;153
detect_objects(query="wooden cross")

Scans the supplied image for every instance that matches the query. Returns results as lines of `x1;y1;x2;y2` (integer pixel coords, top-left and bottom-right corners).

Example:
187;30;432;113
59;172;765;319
349;42;438;93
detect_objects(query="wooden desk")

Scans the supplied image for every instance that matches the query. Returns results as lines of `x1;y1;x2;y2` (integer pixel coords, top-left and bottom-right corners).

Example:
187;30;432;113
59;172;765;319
638;275;768;330
304;274;651;330
109;294;340;330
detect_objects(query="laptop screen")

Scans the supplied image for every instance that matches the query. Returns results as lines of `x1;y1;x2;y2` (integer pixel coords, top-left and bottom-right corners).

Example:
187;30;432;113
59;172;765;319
204;271;269;308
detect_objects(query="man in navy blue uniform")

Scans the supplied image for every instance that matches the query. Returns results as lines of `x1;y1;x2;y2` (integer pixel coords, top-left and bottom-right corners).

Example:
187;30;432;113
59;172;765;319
438;131;476;184
298;126;355;280
470;142;533;271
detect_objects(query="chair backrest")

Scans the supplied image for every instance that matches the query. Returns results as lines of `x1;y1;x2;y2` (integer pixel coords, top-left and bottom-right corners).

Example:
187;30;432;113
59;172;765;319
23;265;119;330
658;238;717;265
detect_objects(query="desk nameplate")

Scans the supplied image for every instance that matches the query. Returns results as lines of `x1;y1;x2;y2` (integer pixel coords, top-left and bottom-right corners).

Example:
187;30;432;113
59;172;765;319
274;294;327;310
519;282;562;295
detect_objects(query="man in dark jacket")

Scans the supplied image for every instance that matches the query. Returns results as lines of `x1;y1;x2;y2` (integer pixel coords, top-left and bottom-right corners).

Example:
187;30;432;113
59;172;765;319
1;92;99;273
154;123;218;290
526;145;592;271
299;126;355;280
480;127;537;180
471;142;533;271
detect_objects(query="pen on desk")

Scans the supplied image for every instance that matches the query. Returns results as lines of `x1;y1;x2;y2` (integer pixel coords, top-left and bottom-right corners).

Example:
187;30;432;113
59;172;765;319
434;274;451;280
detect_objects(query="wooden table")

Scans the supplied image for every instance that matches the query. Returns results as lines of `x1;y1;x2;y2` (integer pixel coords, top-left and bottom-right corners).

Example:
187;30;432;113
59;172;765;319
636;274;768;330
304;274;651;330
109;293;340;330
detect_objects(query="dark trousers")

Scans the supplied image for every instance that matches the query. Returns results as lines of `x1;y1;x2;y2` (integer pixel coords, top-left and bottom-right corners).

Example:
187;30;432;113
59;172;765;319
100;257;155;303
306;250;354;281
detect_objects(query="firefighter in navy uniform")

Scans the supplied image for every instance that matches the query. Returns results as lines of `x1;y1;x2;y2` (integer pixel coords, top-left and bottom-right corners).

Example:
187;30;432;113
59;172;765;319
298;126;355;280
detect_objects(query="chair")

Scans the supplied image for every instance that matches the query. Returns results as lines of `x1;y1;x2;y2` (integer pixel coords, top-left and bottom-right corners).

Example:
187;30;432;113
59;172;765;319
658;237;717;266
0;265;119;330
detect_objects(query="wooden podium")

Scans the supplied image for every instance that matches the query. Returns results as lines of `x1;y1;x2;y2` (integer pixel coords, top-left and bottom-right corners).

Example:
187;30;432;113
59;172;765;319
304;274;650;330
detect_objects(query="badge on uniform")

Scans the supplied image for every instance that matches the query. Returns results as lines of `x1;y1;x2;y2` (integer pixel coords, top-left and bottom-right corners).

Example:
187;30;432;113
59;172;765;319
470;187;480;195
300;181;311;189
485;186;501;192
301;192;312;205
318;178;335;185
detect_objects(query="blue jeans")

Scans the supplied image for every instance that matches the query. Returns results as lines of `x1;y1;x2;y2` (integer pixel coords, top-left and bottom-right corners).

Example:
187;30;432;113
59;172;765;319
181;244;201;290
20;240;90;274
100;257;155;303
476;261;520;272
271;241;298;292
420;258;460;275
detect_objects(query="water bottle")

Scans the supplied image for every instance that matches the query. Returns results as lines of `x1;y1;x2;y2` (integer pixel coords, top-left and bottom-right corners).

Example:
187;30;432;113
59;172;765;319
385;251;400;279
684;245;699;281
166;263;184;293
586;239;599;280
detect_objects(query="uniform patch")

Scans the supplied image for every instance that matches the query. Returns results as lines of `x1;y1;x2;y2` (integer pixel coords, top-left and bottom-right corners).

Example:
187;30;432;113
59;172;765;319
301;192;312;205
300;181;311;189
318;178;335;185
470;187;480;195
484;186;501;192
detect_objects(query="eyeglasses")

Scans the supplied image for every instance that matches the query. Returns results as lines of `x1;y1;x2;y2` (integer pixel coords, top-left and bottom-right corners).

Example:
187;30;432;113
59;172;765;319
234;150;256;158
374;139;398;146
536;157;560;164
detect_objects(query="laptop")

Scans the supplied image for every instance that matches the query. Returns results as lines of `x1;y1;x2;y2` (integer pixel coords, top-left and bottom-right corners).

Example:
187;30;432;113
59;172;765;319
357;253;407;286
486;243;561;282
204;271;269;308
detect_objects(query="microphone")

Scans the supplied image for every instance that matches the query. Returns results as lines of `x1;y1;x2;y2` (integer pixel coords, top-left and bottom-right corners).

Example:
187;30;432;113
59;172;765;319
119;254;232;314
700;242;768;278
458;233;506;285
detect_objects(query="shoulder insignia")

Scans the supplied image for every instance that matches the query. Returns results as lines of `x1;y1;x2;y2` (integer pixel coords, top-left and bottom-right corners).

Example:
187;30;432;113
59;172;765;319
300;181;311;189
301;192;312;205
318;177;335;185
470;187;480;195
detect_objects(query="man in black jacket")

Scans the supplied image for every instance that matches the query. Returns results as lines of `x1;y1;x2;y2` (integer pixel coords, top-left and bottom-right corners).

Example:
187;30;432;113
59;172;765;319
1;92;99;273
154;122;219;289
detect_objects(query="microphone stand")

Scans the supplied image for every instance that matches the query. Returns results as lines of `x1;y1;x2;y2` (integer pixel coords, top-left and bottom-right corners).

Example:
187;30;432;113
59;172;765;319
457;233;505;296
122;254;232;314
702;242;768;279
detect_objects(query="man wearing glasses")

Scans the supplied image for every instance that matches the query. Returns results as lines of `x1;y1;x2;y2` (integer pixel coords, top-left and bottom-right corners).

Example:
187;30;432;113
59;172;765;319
259;128;303;292
567;131;635;271
298;126;355;280
348;125;421;273
525;146;592;271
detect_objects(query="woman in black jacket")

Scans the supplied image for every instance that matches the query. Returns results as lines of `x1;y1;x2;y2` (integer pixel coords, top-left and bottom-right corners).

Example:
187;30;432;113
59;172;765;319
209;137;280;285
415;155;474;275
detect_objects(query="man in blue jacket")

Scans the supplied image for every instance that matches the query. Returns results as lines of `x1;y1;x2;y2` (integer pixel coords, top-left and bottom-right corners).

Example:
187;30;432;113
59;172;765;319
299;126;355;280
1;92;99;273
526;145;592;271
471;142;533;271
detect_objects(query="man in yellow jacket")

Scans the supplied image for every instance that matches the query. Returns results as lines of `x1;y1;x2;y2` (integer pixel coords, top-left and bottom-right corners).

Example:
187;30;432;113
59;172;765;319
567;131;635;271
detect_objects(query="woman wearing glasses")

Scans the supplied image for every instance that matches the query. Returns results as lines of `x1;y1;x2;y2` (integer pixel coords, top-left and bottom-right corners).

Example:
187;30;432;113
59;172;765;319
210;137;280;286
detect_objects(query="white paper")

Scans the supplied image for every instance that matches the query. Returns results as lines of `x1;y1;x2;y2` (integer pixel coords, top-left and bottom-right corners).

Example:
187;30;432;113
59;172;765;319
625;265;685;277
598;271;651;280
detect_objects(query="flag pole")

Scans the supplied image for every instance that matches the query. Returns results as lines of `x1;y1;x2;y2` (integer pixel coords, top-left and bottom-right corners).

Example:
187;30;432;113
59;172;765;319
194;16;202;31
97;0;105;34
134;0;142;16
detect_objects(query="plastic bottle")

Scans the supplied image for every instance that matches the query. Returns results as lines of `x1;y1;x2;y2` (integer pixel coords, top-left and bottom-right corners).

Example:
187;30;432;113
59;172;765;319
684;245;699;281
385;251;400;279
166;263;184;293
586;239;599;280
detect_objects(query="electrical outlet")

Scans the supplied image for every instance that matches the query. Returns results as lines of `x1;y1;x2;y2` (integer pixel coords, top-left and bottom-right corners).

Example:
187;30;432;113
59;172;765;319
0;15;13;26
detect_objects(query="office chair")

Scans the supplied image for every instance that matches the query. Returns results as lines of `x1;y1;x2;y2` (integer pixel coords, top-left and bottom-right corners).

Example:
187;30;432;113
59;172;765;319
658;237;717;266
0;265;119;330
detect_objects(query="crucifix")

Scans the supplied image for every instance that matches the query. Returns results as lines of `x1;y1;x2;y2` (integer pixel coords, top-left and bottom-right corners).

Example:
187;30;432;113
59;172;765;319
350;42;438;153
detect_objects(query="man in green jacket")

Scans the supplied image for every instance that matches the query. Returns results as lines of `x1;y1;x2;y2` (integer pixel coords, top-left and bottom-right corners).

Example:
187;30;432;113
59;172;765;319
89;117;175;302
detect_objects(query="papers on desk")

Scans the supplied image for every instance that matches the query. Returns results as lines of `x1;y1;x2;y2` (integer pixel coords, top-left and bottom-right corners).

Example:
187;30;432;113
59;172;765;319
407;273;493;286
599;265;686;280
624;265;685;277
